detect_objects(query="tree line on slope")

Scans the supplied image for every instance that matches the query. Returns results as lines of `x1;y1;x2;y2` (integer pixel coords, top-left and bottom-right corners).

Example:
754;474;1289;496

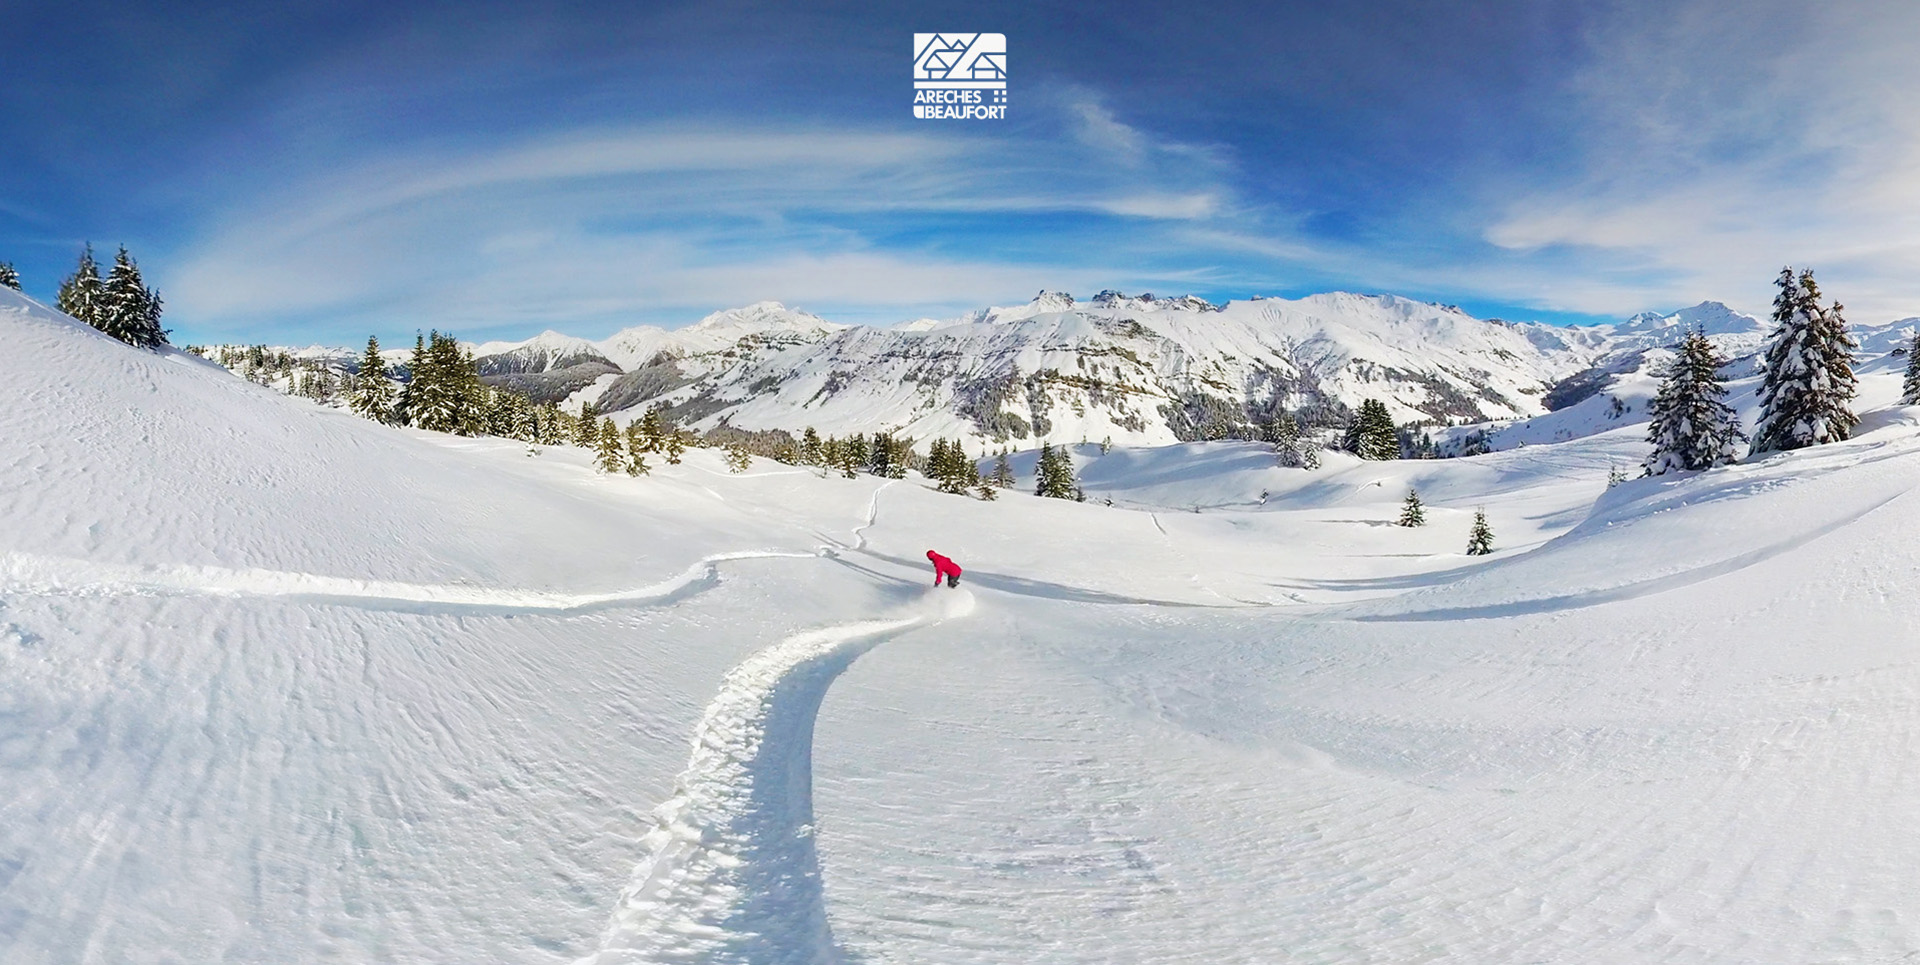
14;245;174;349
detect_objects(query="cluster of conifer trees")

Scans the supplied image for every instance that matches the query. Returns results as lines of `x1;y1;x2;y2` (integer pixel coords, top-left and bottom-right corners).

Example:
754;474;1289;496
0;261;19;290
336;333;687;474
1642;266;1861;476
54;245;169;349
1033;442;1081;499
1343;399;1400;460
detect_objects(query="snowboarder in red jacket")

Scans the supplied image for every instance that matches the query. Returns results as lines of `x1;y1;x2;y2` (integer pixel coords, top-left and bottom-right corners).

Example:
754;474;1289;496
926;550;962;588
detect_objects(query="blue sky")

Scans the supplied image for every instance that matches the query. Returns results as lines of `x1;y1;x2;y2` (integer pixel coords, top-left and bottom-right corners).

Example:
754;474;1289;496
5;0;1919;345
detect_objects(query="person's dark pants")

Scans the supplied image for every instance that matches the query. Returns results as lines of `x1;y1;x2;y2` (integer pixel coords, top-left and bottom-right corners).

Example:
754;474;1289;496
946;573;959;588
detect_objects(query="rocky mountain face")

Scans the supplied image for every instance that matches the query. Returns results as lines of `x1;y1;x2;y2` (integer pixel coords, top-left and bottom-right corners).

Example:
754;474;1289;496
491;291;1694;449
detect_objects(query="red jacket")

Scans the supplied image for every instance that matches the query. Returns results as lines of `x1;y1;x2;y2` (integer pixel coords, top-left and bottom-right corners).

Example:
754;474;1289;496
926;550;962;581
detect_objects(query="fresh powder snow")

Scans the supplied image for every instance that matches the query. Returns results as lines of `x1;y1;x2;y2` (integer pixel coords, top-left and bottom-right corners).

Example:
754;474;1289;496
8;283;1920;964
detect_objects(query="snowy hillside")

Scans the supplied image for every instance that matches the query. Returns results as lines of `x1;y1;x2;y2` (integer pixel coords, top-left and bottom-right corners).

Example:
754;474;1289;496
12;282;1920;963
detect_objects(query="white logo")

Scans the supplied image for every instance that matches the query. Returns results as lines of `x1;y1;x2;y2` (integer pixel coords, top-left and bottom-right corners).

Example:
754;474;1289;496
913;33;1007;120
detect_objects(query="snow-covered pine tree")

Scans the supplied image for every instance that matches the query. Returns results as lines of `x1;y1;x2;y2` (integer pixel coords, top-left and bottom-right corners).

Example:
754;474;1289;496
1751;267;1858;453
1269;415;1319;469
1902;330;1920;405
975;479;998;500
662;429;686;465
725;443;752;473
409;332;486;435
1466;510;1494;555
1643;330;1745;475
102;247;167;348
991;452;1015;488
57;244;106;331
393;334;428;426
531;403;565;446
0;261;19;290
635;405;667;453
349;336;395;422
1346;399;1398;460
451;343;488;435
594;417;625;473
1398;489;1425;527
800;427;822;465
868;432;893;477
1606;463;1629;488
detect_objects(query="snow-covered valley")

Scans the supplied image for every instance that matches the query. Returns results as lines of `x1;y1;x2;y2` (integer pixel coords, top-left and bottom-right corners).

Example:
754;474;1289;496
7;284;1920;964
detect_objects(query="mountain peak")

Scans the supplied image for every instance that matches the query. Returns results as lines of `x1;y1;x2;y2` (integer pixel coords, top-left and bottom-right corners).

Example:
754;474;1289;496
1087;290;1218;312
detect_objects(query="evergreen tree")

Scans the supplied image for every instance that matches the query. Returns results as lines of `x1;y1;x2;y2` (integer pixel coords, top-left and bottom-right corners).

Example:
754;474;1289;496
1902;330;1920;405
393;334;428;426
1035;442;1079;499
845;434;870;474
662;429;687;465
1269;415;1319;469
101;246;167;348
800;427;823;465
634;404;667;453
833;437;859;477
1466;510;1494;556
57;244;106;331
349;336;395;422
407;331;486;434
990;452;1015;488
1345;399;1399;460
1643;330;1745;475
0;261;19;290
489;389;535;440
623;421;652;475
1398;489;1425;527
595;417;625;473
725;443;752;473
929;438;973;494
1752;267;1858;453
975;480;998;500
573;401;601;448
532;403;569;446
1606;463;1630;489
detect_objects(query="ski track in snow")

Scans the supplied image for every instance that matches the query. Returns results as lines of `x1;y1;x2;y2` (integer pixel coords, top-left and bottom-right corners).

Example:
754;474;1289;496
582;588;977;965
0;549;819;615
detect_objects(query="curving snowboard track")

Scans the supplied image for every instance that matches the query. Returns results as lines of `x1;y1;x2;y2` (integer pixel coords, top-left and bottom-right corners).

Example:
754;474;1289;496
0;549;816;615
581;589;974;965
6;482;973;965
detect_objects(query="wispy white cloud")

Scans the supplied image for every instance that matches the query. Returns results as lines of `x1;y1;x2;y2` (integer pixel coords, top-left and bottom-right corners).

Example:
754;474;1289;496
1482;0;1920;320
166;115;1249;339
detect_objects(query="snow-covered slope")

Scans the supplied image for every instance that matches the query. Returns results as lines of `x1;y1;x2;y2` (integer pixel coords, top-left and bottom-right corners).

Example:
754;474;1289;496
13;281;1920;963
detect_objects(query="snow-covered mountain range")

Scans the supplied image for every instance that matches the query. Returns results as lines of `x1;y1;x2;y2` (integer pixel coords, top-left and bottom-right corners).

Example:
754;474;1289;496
240;290;1920;449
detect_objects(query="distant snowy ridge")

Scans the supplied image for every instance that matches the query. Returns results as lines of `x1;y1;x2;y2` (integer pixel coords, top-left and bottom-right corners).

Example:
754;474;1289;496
226;289;1915;454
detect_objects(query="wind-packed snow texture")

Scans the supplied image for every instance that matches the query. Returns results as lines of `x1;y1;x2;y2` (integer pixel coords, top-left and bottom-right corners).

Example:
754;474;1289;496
11;283;1920;964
